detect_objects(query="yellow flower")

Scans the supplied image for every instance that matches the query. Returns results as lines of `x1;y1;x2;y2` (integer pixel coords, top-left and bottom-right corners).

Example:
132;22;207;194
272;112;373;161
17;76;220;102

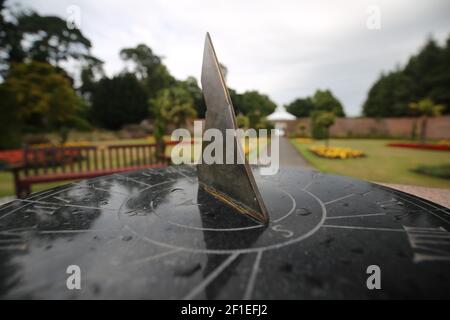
309;145;364;159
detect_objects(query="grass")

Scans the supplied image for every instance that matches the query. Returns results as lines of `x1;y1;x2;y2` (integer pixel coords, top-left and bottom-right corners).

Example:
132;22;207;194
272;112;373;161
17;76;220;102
291;138;450;189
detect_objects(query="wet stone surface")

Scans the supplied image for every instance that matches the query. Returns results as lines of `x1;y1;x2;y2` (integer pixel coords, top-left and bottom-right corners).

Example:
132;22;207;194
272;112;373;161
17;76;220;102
0;165;449;299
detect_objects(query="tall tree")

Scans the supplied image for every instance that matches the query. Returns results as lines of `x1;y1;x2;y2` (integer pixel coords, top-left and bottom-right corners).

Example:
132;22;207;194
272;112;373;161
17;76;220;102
178;76;206;118
285;97;315;117
363;36;450;116
0;2;101;78
363;71;414;117
312;89;345;116
231;90;277;128
150;85;197;159
311;110;336;144
120;44;175;99
91;73;148;130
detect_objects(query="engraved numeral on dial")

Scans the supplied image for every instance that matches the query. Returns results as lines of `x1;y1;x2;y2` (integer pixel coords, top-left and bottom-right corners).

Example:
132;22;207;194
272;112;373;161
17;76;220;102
404;226;450;263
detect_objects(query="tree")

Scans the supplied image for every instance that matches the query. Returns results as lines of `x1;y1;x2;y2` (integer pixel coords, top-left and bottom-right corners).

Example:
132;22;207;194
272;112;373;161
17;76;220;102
91;73;148;130
409;98;444;143
178;76;206;118
79;59;104;103
312;89;345;116
231;90;277;128
120;44;175;99
0;2;100;78
311;111;336;146
363;35;450;116
1;61;87;144
236;114;250;128
285;89;346;118
150;86;197;158
285;97;315;117
0;84;22;148
362;70;414;117
219;63;228;79
0;0;24;77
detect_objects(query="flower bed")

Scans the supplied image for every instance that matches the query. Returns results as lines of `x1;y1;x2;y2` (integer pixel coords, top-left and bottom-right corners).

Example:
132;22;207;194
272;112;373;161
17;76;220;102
309;146;365;159
0;147;84;168
387;143;450;151
0;149;22;167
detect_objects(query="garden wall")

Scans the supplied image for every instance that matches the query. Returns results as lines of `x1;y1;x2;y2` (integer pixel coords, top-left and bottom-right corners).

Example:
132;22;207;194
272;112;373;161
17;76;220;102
281;116;450;139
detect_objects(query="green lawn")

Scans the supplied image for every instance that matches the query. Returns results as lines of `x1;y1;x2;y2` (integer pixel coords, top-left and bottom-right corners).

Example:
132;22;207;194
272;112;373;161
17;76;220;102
291;139;450;189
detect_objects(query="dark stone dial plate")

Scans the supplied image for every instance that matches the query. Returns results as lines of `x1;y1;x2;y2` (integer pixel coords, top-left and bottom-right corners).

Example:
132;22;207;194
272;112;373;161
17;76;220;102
0;165;449;299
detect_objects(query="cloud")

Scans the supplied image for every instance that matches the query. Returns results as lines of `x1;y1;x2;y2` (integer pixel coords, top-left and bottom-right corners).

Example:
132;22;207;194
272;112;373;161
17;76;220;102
15;0;450;116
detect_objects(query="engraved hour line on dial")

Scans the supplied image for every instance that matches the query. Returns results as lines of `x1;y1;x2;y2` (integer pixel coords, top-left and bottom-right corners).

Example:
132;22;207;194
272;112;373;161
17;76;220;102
19;180;177;214
170;166;196;184
73;182;129;196
404;226;450;263
183;252;240;300
0;185;76;218
325;212;386;219
301;179;315;191
322;225;405;232
243;250;263;300
324;194;355;205
396;195;450;225
19;199;115;211
121;248;182;267
114;174;153;187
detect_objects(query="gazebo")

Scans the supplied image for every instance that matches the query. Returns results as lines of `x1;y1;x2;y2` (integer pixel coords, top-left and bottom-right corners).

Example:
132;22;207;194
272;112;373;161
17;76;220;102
267;106;296;136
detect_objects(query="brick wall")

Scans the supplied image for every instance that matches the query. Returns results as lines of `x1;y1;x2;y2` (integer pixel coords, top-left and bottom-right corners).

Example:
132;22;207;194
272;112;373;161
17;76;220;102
278;116;450;139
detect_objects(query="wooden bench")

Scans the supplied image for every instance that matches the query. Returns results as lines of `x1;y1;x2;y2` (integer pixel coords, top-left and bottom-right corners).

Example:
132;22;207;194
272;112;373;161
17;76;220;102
10;142;175;198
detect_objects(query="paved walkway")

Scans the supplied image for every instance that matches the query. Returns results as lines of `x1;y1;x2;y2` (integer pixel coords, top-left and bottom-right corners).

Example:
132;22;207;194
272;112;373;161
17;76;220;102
278;137;314;169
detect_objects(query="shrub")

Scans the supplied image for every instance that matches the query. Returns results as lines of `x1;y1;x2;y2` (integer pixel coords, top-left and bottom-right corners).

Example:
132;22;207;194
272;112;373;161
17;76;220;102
413;164;450;179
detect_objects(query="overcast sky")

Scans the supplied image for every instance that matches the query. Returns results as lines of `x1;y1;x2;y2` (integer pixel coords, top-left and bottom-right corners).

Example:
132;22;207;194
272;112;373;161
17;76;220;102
15;0;450;116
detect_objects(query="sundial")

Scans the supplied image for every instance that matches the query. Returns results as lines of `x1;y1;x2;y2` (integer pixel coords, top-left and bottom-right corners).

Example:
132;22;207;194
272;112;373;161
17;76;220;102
0;35;449;300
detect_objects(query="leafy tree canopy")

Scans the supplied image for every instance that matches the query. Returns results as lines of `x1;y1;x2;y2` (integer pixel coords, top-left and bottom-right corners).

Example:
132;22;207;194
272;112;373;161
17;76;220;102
285;97;315;118
120;44;175;98
284;89;346;118
363;36;450;116
312;89;345;116
0;1;102;79
91;73;148;130
0;61;87;142
231;90;276;116
150;85;197;130
150;84;197;157
177;76;206;118
230;90;277;127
